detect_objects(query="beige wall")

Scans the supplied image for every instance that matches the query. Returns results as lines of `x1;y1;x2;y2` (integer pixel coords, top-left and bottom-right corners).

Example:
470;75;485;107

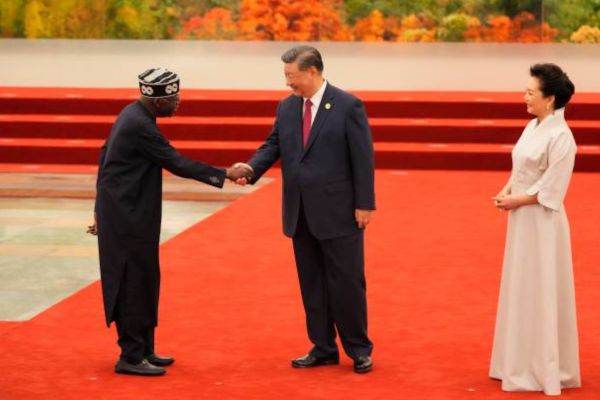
1;39;599;91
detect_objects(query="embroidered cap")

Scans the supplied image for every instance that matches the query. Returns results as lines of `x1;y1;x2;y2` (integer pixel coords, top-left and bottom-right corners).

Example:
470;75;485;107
138;67;180;98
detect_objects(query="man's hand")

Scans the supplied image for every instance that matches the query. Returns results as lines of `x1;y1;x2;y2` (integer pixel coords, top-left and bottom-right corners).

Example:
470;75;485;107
355;209;373;229
226;162;254;185
86;212;98;235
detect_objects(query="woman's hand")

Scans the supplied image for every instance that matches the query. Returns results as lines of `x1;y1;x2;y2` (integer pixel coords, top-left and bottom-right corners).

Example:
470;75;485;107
492;193;538;211
493;194;520;211
492;181;512;209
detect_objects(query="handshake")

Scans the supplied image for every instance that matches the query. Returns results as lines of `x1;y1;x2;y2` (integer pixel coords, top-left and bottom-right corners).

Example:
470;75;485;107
225;162;254;185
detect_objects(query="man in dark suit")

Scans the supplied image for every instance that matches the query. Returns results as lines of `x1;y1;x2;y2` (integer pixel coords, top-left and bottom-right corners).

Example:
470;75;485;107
237;46;375;373
88;68;251;376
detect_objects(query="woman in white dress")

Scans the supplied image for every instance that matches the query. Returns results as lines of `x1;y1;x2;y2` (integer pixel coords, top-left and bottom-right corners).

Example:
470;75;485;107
489;63;580;396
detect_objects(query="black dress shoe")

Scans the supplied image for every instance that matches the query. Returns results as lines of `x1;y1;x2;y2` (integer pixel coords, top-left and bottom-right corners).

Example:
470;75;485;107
145;353;175;367
291;354;339;368
115;359;166;376
353;356;373;374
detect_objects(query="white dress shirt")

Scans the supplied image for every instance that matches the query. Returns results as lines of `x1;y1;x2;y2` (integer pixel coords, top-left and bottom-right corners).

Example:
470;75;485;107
303;80;327;126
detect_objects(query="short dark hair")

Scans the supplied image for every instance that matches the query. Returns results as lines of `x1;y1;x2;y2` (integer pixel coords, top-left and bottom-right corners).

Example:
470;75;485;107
530;63;575;109
281;45;324;73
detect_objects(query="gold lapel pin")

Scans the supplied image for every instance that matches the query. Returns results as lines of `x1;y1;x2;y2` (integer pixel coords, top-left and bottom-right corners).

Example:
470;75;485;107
325;102;332;110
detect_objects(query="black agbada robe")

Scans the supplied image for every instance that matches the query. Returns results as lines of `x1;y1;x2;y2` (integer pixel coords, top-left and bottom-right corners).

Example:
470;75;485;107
95;101;225;330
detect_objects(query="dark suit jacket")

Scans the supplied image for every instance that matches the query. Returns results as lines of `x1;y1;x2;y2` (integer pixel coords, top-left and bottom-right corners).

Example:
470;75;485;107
248;83;375;240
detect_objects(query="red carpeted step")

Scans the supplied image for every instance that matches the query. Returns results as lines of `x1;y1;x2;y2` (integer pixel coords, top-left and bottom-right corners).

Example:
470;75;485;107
2;87;600;119
0;115;272;141
0;114;275;141
2;87;599;172
2;114;600;145
0;138;260;167
2;138;599;171
374;142;600;170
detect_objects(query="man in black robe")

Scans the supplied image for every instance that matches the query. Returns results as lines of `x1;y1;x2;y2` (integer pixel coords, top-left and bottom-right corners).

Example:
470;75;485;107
87;68;252;376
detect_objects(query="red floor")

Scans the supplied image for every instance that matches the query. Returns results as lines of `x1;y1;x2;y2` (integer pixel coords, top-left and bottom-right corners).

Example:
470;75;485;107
1;170;599;399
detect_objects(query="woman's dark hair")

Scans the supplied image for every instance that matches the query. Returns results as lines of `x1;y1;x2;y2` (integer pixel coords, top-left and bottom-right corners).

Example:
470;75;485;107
530;63;575;109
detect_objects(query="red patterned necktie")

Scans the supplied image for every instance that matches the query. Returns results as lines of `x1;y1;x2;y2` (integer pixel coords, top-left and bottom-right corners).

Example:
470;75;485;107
302;99;313;146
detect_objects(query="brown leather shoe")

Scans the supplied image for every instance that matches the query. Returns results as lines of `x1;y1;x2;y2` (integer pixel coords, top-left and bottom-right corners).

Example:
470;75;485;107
115;359;166;376
145;353;175;367
291;353;339;368
353;356;373;374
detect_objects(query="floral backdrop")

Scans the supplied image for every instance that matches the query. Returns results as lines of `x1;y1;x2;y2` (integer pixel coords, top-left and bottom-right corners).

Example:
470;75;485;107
1;0;599;43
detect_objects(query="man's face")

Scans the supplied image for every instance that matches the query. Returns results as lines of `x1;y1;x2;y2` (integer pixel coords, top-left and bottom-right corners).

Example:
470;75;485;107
154;94;180;117
284;62;318;98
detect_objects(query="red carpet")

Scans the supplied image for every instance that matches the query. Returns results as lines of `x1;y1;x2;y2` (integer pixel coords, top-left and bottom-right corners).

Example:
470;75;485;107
2;138;599;171
3;114;600;144
1;170;599;399
2;87;600;170
2;87;600;118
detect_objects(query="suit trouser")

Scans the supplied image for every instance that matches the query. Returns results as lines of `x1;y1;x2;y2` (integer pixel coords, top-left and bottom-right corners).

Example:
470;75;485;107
292;205;373;360
113;279;155;364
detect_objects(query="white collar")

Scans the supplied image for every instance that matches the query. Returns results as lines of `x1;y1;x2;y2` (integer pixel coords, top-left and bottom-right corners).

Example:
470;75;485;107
534;107;567;130
553;107;566;119
304;80;327;106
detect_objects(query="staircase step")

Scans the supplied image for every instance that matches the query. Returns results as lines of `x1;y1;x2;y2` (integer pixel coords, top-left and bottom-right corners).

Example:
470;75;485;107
2;115;599;144
1;138;598;171
2;87;599;119
2;88;599;172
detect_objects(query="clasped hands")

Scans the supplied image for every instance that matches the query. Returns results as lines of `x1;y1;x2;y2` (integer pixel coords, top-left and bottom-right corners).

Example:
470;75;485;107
493;195;515;211
492;191;535;211
225;162;254;185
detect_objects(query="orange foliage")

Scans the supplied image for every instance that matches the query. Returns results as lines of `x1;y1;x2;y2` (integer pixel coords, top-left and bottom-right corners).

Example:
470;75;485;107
238;0;350;41
178;7;237;39
352;9;385;41
540;23;559;42
175;4;559;43
512;12;557;42
463;16;482;42
478;12;558;43
401;14;421;30
352;10;435;42
396;14;436;42
484;15;512;42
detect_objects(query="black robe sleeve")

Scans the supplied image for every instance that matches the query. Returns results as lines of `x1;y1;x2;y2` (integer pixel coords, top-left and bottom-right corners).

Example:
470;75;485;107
94;143;108;213
137;123;226;188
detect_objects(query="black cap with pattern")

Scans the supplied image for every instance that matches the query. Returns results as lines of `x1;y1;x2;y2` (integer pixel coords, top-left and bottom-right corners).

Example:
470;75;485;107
138;67;180;98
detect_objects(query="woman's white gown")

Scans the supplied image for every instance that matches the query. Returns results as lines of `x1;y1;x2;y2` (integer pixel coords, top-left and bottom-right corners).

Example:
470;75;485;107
490;108;581;396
